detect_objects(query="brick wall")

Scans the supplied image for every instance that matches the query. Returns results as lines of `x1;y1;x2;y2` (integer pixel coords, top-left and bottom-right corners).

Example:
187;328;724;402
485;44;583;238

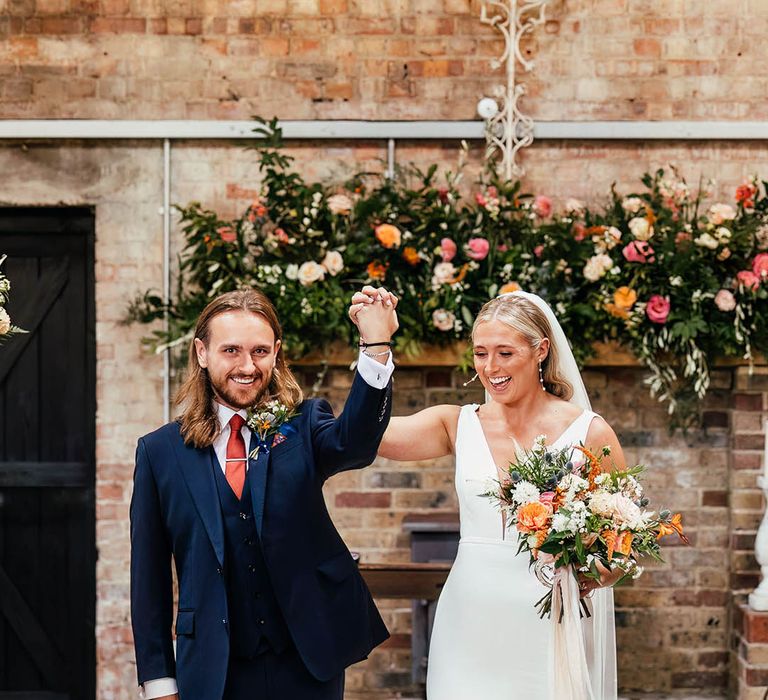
3;1;768;122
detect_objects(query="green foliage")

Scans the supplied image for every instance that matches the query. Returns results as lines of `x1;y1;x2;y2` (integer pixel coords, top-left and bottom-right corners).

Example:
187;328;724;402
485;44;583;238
125;119;768;425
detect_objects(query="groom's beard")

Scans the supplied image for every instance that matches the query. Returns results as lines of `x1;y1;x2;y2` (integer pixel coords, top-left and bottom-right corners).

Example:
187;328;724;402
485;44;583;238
209;369;273;410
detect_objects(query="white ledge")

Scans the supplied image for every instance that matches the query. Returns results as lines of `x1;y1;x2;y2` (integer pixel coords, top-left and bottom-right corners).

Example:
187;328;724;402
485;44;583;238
1;119;768;141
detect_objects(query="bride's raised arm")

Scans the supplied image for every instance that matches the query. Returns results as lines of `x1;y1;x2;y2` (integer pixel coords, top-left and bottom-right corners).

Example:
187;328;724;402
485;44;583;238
378;404;459;461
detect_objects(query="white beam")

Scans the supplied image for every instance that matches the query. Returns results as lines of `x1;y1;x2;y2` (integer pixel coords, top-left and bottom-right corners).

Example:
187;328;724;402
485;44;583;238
0;119;767;141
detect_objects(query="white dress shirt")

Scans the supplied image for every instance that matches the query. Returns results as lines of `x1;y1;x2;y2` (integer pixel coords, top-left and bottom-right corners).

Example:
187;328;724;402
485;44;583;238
139;351;393;699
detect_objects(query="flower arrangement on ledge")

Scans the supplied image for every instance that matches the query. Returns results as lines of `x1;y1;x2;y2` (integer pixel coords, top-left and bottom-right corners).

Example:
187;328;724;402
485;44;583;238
0;255;25;344
126;118;768;425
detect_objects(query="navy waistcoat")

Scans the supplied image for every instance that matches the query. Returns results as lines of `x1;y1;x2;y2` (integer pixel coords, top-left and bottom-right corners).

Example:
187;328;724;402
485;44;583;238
212;456;291;659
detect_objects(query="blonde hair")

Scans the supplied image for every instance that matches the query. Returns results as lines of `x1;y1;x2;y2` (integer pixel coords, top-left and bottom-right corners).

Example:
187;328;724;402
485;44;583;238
176;289;304;448
472;294;573;400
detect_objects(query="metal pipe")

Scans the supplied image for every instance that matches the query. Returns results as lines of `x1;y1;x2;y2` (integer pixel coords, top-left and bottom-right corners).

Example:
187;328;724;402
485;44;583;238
3;119;768;141
162;138;171;424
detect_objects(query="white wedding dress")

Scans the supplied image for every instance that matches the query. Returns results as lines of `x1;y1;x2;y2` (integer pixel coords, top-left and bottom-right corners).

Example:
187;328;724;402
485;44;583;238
426;403;617;700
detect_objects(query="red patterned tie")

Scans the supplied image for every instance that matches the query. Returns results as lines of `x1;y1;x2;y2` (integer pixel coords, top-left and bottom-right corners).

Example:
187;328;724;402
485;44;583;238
225;414;247;499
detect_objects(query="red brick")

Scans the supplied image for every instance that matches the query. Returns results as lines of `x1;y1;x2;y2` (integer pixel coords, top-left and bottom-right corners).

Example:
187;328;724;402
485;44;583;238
40;16;82;34
733;393;763;411
185;18;202;35
633;38;662;58
335;492;391;508
702;490;728;507
89;17;146;33
733;452;763;470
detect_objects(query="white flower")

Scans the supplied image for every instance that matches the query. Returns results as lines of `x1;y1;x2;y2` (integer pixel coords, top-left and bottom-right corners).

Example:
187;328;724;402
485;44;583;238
511;480;541;505
432;308;455;332
694;232;719;250
669;275;683;287
755;224;768;250
297;261;326;286
708;203;736;225
588;491;645;529
558;474;589;501
714;289;736;312
320;251;344;276
583;253;613;282
285;264;299;281
551;512;571;533
327;194;353;215
628;217;653;241
0;307;10;335
0;278;9;294
622;197;644;214
431;261;456;288
565;198;585;215
715;226;732;244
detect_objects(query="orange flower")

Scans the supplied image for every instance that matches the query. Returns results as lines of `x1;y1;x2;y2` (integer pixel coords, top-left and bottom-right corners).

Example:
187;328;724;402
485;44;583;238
573;444;601;489
644;205;657;226
605;286;637;319
450;263;469;285
375;223;402;249
603;529;618;560
657;513;689;544
499;281;521;295
616;531;633;557
516;501;552;534
402;246;421;266
367;261;388;281
530;529;548;557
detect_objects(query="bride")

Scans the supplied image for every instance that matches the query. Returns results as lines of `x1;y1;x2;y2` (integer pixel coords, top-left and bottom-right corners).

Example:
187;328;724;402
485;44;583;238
357;290;623;699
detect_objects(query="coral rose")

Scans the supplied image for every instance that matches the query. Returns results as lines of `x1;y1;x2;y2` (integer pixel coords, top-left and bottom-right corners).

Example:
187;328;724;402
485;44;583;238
217;226;237;243
321;251;344;276
753;252;768;280
533;195;553;218
297;261;326;287
375;223;401;249
516;501;552;534
645;294;671;324
622;240;655;264
466;237;490;261
737;270;760;291
736;183;756;208
440;237;457;262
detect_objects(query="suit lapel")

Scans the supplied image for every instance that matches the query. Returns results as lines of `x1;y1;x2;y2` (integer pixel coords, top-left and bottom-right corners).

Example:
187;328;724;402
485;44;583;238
172;439;225;567
248;433;271;538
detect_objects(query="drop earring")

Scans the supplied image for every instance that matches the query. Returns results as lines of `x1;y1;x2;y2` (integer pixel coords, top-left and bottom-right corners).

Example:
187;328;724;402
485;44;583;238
463;373;479;387
538;362;546;391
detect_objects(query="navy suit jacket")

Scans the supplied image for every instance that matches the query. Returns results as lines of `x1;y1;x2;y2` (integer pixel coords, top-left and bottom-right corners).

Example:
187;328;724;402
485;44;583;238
130;372;392;699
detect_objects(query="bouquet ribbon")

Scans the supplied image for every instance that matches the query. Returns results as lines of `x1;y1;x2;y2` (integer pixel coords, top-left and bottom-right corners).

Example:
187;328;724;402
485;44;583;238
552;566;596;700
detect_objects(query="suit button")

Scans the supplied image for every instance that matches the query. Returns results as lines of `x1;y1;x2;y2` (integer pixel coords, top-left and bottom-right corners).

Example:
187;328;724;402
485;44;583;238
248;564;257;573
243;537;254;546
239;512;249;520
259;619;265;625
216;567;223;575
222;619;227;625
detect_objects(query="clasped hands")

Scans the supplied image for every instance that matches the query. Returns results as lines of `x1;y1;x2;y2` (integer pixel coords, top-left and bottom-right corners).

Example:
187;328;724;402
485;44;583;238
348;285;399;353
576;560;625;598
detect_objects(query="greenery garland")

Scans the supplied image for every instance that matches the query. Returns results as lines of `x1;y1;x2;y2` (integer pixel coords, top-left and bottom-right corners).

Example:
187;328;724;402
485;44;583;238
126;118;768;426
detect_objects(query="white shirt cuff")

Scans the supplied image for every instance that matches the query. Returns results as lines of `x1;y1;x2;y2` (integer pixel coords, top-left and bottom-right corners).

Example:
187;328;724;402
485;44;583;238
356;349;394;390
139;678;178;699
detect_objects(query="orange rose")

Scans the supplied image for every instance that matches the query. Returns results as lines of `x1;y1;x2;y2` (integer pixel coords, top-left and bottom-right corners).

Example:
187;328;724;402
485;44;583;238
614;286;637;310
516;501;552;534
375;223;402;249
616;531;633;557
499;281;521;295
402;246;420;266
367;261;388;281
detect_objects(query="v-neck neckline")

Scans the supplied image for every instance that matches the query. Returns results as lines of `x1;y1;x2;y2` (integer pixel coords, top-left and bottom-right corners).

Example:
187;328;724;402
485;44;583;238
471;404;587;472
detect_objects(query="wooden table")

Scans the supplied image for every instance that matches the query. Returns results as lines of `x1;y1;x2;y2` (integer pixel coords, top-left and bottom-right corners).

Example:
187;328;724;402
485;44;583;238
359;561;452;600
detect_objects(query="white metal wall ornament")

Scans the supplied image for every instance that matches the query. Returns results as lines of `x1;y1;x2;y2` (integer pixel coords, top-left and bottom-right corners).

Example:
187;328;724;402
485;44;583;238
479;0;550;179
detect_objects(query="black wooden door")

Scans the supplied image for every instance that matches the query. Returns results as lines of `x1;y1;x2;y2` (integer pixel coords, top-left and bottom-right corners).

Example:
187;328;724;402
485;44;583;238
0;208;96;700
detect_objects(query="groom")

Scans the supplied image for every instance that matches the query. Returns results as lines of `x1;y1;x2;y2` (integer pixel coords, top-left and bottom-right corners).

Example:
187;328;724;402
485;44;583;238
130;287;398;700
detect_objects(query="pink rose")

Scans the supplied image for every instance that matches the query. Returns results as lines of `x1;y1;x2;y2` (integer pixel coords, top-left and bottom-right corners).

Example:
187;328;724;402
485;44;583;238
737;270;760;291
539;491;555;505
753;252;768;280
533;245;544;258
646;295;671;324
622;240;656;264
497;243;508;253
467;237;490;261
533;195;552;218
714;289;736;312
217;226;237;243
275;227;289;244
440;237;457;262
475;192;488;207
572;222;587;242
487;185;498;198
437;187;449;204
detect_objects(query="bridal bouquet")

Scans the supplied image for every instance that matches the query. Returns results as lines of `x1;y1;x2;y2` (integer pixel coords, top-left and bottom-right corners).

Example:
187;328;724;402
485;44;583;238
0;255;25;345
484;435;688;618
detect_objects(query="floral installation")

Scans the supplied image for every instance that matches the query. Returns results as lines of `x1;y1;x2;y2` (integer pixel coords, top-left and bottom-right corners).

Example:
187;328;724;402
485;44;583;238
126;119;768;426
246;399;300;459
483;435;689;619
0;255;26;344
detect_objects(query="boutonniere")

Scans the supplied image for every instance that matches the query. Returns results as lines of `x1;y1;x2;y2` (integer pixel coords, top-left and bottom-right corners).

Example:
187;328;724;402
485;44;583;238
246;400;300;459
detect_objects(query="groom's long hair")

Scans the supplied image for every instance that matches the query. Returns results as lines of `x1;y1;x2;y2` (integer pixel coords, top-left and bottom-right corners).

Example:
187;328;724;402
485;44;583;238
175;289;304;448
472;295;574;400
